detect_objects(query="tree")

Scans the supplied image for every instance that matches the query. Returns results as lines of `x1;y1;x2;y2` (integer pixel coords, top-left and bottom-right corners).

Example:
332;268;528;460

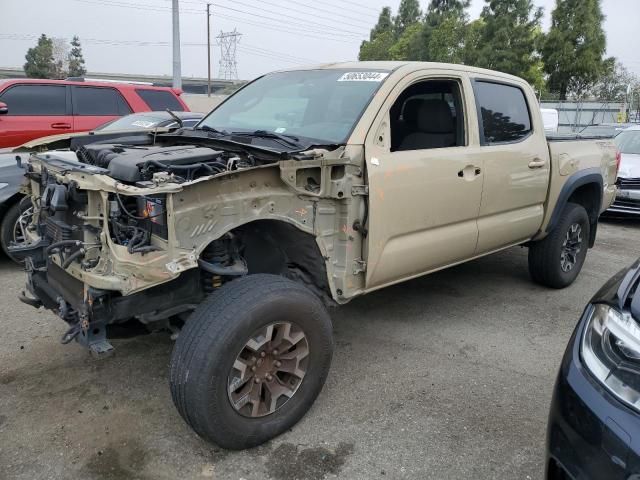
52;37;70;79
425;0;470;19
369;7;394;41
359;7;395;61
394;0;422;37
23;34;56;79
462;19;484;66
68;36;87;77
420;0;470;62
542;0;608;100
389;23;424;60
593;59;638;101
472;0;544;89
359;31;396;61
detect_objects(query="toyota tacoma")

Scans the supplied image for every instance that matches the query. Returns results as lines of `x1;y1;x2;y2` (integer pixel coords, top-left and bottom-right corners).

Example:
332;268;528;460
11;62;619;449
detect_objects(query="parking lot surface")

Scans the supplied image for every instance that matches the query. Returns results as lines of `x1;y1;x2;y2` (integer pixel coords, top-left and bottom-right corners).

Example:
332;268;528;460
1;219;638;480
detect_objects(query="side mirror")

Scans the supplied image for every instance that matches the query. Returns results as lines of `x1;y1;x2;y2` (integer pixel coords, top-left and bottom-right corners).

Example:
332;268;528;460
0;102;7;115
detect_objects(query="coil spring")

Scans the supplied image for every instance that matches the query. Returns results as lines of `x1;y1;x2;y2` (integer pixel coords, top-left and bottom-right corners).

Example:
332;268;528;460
201;239;230;293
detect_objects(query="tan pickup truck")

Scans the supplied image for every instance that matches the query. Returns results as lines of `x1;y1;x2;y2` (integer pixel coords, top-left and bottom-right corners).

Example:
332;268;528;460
13;62;618;449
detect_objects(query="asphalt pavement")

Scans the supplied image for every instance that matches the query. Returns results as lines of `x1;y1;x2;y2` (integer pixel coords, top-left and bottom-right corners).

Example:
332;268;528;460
1;218;639;480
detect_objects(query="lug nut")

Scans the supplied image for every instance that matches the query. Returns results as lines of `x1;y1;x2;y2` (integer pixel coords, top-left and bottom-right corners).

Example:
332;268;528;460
254;377;261;383
272;349;278;356
275;361;282;367
251;366;257;372
266;374;273;381
260;351;266;358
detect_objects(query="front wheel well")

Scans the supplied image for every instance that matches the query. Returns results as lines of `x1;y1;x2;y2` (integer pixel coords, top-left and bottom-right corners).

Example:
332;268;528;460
201;220;335;306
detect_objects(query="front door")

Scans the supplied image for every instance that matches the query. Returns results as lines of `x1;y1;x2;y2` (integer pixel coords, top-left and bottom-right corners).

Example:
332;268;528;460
364;73;484;290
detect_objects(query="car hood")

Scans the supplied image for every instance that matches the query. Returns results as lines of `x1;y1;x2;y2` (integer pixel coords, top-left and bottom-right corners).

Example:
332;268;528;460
618;153;640;179
14;127;174;151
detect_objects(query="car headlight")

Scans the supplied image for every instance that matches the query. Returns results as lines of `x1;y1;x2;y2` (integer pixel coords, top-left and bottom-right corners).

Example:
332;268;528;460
582;303;640;411
0;183;8;190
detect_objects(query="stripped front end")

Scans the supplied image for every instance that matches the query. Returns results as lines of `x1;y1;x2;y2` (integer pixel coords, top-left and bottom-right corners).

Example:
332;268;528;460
12;139;367;356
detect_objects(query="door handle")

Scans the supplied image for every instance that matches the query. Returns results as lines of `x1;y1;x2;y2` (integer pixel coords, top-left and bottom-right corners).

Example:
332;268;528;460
458;165;482;178
528;158;546;169
51;122;71;129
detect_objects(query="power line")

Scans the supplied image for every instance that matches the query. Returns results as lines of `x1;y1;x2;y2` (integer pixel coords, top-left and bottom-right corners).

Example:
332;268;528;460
0;33;315;66
278;0;377;25
206;2;366;37
213;0;373;31
209;12;359;44
71;0;365;41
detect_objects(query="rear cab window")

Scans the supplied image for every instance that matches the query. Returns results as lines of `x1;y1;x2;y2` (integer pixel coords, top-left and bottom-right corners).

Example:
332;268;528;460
72;86;132;115
0;84;67;115
135;89;184;111
473;80;532;145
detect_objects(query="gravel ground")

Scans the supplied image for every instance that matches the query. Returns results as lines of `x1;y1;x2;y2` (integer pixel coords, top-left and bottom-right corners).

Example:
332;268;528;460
1;218;639;480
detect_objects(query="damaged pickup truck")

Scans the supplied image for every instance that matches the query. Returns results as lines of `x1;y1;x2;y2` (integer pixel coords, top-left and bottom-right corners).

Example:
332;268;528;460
12;62;618;449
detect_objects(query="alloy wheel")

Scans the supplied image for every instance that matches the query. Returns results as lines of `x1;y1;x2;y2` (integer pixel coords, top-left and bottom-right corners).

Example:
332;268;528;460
560;223;582;272
227;322;309;418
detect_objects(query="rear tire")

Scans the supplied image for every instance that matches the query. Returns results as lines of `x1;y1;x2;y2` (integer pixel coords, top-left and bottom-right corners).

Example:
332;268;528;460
528;202;590;289
169;274;333;450
1;199;30;263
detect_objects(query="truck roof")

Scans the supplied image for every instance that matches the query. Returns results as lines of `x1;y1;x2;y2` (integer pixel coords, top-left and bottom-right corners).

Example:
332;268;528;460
277;61;529;85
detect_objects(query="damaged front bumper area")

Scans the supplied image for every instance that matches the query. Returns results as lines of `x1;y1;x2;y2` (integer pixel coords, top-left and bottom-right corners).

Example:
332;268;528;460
22;259;202;356
12;153;205;356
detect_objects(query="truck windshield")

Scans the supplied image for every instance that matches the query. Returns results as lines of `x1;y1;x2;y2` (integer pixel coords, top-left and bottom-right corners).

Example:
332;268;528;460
615;130;640;155
197;69;389;145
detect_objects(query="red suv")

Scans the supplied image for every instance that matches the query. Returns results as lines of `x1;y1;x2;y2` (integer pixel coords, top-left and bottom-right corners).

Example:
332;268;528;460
0;79;189;148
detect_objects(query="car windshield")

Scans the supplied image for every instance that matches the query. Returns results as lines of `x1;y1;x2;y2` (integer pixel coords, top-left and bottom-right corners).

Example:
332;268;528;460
197;69;390;145
96;114;168;131
615;130;640;155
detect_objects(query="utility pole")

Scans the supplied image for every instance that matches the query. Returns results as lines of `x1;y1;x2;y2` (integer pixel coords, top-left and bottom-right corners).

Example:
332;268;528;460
172;0;182;89
207;3;211;97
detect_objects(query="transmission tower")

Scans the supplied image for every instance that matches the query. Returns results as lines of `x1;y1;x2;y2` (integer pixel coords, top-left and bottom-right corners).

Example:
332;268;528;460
216;29;241;80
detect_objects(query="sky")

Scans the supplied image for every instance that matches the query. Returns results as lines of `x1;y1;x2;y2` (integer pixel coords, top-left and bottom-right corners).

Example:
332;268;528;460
0;0;638;81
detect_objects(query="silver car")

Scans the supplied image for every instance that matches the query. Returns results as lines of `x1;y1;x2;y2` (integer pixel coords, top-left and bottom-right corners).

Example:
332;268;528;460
608;125;640;214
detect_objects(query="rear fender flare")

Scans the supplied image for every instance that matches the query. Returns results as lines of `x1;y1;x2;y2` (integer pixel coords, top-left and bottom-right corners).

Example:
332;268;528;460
545;167;603;247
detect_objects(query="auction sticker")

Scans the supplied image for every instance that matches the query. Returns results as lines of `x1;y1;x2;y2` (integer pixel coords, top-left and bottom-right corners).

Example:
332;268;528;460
337;72;389;82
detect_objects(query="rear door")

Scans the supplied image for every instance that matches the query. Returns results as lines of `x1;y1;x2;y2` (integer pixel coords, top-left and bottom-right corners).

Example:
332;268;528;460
71;86;132;132
0;84;71;148
471;79;550;253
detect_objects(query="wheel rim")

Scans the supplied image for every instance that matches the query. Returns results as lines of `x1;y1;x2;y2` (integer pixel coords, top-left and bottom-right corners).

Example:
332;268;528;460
12;207;32;245
560;222;583;272
227;322;309;418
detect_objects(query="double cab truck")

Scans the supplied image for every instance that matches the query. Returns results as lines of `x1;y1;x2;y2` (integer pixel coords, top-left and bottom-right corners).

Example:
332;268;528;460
11;62;618;449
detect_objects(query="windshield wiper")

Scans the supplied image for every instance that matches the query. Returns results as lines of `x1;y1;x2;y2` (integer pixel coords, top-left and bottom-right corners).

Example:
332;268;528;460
197;125;228;135
229;130;303;149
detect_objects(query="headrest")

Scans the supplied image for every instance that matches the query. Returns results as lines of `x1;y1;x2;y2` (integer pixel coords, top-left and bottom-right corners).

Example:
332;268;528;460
417;99;454;134
402;98;423;125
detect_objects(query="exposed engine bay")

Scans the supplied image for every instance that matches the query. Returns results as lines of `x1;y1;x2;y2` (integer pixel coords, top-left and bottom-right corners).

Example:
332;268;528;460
75;143;259;184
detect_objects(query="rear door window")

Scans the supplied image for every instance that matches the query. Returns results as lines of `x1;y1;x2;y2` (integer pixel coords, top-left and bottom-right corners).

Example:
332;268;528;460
135;89;184;111
72;86;132;115
474;81;532;144
0;84;67;115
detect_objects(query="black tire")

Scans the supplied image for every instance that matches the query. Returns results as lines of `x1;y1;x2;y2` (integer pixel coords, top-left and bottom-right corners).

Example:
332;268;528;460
528;202;590;289
1;199;29;263
169;274;333;450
